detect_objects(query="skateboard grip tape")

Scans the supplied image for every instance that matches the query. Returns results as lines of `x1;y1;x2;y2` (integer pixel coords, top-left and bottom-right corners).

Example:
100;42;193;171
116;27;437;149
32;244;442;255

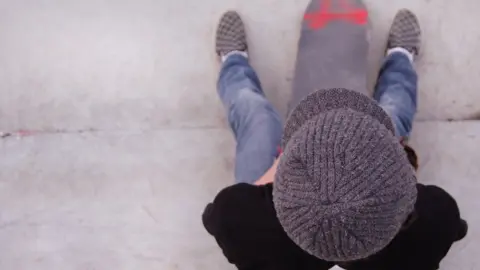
288;0;370;114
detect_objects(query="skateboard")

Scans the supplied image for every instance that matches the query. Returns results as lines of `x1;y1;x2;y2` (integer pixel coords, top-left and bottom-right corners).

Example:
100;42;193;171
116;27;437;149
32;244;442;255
288;0;370;113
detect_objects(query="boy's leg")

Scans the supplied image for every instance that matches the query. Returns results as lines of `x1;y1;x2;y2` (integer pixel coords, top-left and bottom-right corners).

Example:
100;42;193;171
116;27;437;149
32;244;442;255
216;12;282;184
374;9;421;140
375;51;417;139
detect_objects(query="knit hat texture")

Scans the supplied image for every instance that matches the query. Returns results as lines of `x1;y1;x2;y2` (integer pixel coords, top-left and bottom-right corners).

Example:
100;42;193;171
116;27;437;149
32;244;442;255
273;88;417;262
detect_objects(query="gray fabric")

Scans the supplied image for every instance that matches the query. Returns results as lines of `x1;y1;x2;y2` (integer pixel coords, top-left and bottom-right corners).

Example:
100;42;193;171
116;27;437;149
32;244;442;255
388;9;421;55
282;88;395;149
273;88;418;262
215;11;247;56
288;0;370;114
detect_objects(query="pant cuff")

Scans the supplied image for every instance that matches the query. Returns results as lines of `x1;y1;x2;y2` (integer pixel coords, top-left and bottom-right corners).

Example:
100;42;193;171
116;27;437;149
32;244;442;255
387;47;414;63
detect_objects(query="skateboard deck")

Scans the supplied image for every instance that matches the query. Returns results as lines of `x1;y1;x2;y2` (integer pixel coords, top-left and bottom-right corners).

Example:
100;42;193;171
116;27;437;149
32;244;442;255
288;0;370;113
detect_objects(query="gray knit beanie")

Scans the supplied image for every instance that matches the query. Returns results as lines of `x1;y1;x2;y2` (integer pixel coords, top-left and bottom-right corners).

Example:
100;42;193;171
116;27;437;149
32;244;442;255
273;88;417;262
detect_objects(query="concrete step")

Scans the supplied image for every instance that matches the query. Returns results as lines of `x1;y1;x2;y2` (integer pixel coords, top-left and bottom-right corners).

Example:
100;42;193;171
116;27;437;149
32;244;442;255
0;0;479;133
0;121;478;269
0;129;234;270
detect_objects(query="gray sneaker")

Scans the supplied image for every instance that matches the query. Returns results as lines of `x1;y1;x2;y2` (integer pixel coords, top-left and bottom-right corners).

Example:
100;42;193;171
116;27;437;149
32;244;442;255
387;9;421;56
215;11;247;57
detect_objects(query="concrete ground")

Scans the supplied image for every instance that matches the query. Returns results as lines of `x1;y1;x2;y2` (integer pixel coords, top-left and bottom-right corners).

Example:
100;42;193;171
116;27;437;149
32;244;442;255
0;0;478;269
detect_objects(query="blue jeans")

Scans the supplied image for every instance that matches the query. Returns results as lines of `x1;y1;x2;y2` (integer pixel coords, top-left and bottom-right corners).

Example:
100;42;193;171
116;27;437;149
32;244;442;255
374;52;418;139
218;54;283;184
218;52;417;184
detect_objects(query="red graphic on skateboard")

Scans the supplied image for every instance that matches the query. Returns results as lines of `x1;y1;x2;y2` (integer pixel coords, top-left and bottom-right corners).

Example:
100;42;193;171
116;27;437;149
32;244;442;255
304;0;368;29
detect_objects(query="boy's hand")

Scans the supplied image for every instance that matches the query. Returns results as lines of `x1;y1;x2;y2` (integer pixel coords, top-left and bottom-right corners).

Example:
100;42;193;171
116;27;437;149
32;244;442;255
254;157;280;186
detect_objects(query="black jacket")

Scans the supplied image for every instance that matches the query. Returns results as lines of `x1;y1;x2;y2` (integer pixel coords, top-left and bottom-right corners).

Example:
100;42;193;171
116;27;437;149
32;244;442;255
203;183;467;270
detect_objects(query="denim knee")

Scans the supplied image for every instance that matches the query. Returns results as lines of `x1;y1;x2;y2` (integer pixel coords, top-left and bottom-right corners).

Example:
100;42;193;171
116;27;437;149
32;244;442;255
378;86;416;138
227;89;281;137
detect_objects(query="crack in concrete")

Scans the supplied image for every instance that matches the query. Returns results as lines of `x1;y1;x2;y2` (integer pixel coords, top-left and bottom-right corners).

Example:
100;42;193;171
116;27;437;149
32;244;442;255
0;126;225;139
2;119;479;139
0;128;99;138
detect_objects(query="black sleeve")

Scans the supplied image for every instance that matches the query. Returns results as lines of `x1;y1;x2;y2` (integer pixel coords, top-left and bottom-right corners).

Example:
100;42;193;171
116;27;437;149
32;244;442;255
202;183;256;265
422;185;465;241
413;184;467;270
202;183;278;268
